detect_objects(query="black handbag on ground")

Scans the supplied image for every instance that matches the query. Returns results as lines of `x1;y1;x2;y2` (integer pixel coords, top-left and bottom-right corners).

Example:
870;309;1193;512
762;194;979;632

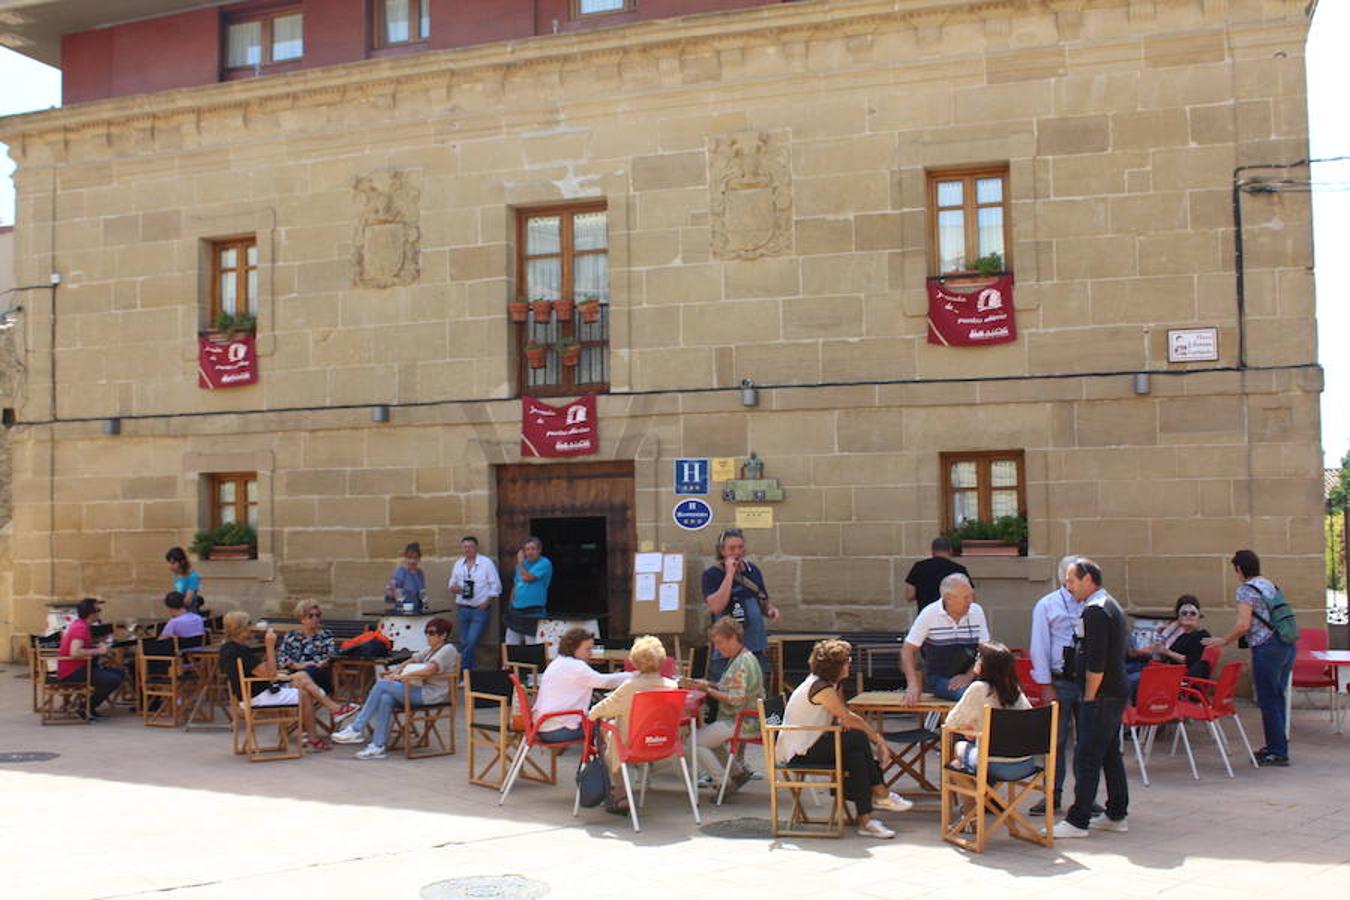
576;754;610;808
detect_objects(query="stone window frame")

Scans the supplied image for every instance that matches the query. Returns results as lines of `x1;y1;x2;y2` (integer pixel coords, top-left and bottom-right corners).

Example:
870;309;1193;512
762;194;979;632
207;471;260;531
373;0;431;49
184;450;274;577
926;165;1012;277
573;0;635;18
939;450;1026;532
184;206;277;364
222;5;305;75
514;202;611;398
209;236;258;328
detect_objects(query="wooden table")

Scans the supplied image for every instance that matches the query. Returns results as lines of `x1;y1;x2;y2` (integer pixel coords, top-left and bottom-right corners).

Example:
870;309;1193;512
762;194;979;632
848;691;955;796
330;657;391;702
183;645;234;731
1310;650;1350;734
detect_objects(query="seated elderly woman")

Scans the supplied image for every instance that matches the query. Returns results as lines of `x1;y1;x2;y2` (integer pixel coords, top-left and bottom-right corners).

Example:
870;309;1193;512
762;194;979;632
218;610;352;752
1127;594;1213;696
278;599;340;694
532;626;632;743
776;639;912;839
332;617;460;759
683;617;764;794
588;635;679;814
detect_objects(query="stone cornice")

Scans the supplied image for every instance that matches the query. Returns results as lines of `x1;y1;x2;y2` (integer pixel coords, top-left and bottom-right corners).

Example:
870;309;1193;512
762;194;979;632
0;0;1311;156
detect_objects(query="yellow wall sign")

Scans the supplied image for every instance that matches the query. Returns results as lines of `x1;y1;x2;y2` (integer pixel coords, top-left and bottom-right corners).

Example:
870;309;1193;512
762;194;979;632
735;506;774;529
711;457;737;482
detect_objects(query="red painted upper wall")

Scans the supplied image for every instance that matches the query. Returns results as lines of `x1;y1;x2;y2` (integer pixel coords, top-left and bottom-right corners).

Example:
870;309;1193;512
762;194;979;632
61;1;787;105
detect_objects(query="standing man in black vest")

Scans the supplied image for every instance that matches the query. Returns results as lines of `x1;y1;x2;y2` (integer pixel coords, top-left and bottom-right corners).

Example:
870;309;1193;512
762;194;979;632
1054;557;1130;838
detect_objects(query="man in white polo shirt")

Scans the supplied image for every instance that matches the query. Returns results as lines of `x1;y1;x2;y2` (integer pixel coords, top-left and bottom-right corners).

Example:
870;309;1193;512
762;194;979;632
901;573;990;701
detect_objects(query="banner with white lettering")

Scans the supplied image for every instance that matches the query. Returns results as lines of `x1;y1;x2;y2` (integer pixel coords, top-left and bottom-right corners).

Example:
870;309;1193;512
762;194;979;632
198;334;258;389
926;275;1017;347
521;395;598;458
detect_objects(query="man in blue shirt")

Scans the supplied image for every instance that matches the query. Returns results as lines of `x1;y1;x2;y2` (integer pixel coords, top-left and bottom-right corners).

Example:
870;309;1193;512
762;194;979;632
1028;555;1089;814
506;536;552;645
702;528;779;681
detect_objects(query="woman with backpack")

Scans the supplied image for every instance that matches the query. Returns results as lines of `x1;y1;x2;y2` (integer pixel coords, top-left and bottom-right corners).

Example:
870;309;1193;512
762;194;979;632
1204;549;1298;767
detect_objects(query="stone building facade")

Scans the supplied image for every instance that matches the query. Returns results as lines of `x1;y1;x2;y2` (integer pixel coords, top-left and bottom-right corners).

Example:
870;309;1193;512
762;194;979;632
0;0;1325;660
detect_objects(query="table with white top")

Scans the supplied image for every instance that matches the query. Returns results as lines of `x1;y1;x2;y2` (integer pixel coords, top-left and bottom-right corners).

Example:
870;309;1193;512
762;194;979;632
1309;650;1350;733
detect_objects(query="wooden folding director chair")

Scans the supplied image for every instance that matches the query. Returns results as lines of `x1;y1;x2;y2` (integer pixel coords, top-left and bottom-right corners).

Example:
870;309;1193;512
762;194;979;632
230;659;302;762
759;696;845;838
34;643;93;725
388;666;459;759
465;669;534;789
500;644;548;697
940;702;1059;853
138;637;192;727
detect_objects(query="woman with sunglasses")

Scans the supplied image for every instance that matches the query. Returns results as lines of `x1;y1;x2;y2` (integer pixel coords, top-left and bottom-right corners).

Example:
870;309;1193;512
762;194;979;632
278;599;343;695
1127;595;1212;697
332;617;460;759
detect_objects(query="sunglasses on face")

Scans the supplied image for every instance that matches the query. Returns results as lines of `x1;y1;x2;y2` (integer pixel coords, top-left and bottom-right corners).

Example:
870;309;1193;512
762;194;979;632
1179;609;1200;617
425;629;444;636
304;612;322;619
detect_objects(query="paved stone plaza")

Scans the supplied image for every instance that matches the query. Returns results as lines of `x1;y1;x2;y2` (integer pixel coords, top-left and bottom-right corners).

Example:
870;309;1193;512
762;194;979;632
3;665;1347;900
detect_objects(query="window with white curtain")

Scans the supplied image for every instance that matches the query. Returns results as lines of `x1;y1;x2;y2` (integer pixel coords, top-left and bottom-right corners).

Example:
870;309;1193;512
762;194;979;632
224;9;303;70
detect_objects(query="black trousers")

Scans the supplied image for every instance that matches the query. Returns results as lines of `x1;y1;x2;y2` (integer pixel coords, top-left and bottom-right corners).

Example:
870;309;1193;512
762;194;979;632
788;728;883;816
62;665;124;710
1067;698;1129;829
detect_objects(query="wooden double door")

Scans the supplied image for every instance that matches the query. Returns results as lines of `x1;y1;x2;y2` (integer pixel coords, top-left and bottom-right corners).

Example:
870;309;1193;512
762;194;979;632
495;460;635;637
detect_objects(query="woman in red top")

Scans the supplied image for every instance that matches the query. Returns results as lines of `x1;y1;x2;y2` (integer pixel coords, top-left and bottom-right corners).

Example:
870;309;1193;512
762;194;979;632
58;598;124;717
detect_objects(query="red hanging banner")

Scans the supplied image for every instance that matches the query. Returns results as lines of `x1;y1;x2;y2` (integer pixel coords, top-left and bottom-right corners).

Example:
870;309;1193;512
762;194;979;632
198;334;259;389
926;275;1017;347
521;395;599;458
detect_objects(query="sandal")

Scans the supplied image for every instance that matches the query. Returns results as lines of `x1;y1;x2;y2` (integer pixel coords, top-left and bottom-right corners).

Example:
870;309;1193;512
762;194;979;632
303;737;332;752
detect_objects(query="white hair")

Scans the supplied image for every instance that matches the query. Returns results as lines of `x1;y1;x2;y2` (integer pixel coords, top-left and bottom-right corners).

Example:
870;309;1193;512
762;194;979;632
939;572;972;598
1058;555;1079;583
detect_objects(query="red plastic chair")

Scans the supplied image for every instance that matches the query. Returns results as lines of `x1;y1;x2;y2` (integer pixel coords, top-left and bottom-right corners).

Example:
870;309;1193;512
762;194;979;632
1292;628;1337;723
1176;661;1258;778
499;673;593;808
1013;657;1046;707
714;707;761;806
1197;644;1223;680
1122;664;1194;786
596;689;701;832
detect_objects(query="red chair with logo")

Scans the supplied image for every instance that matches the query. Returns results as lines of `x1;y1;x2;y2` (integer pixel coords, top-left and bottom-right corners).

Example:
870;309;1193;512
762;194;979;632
1122;664;1194;786
715;706;762;806
498;673;593;805
596;689;701;833
1013;657;1046;707
1176;661;1259;778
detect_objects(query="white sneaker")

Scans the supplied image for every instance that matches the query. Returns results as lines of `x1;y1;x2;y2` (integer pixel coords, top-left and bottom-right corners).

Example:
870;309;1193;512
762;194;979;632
857;818;896;839
1090;815;1128;833
873;791;914;813
1051;819;1090;839
331;728;364;745
354;744;387;760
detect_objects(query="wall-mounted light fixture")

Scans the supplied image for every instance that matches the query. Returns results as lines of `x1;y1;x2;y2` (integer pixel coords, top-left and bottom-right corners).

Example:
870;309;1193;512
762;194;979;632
1133;372;1151;395
371;404;391;423
102;417;121;436
740;378;758;407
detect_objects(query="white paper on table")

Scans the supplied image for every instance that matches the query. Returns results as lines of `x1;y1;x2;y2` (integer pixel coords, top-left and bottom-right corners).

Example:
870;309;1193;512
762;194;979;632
635;552;663;574
658;582;681;612
661;553;685;582
635;573;657;602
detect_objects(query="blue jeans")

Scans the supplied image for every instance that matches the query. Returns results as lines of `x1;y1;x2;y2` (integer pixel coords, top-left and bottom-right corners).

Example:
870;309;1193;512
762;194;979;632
1251;638;1296;758
538;725;585;744
927;674;964;701
457;605;491;670
1050;677;1083;801
1067;698;1128;830
350;680;423;749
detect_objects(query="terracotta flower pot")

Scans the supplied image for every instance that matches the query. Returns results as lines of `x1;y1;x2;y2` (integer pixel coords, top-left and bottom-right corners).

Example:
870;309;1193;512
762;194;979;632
554;298;575;320
559;344;581;366
508;302;529;323
530;300;553;321
958;539;1019;557
524;345;549;369
579;301;602;323
208;544;255;560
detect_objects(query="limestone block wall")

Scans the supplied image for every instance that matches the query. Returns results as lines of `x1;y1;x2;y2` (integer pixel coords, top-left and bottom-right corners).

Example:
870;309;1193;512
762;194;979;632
0;0;1325;656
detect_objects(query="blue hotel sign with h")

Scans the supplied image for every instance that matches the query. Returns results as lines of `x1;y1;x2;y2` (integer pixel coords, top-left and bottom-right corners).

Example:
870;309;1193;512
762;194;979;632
674;458;709;495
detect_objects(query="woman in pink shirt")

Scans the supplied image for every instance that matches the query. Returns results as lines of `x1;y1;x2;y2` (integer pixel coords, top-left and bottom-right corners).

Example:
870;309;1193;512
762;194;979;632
58;598;124;718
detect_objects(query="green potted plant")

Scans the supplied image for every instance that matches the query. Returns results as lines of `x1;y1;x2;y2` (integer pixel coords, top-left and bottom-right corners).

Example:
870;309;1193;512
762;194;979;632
524;339;549;369
556;336;581;367
211;310;256;335
578;295;602;324
970;252;1004;277
943;514;1027;557
191;521;258;560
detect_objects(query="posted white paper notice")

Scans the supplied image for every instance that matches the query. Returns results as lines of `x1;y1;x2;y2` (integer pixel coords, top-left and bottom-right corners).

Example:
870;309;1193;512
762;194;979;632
636;573;657;602
658;582;681;612
635;552;663;574
661;553;685;582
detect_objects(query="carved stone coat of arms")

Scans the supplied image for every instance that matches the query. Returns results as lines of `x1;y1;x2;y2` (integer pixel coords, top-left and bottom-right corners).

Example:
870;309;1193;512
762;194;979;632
353;170;421;288
709;131;793;260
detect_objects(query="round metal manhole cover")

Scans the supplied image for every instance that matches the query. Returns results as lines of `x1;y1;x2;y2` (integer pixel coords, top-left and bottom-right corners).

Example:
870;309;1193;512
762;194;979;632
0;752;60;763
420;876;549;900
699;817;774;839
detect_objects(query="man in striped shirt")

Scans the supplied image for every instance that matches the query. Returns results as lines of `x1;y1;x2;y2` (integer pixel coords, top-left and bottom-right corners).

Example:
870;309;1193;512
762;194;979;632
901;573;990;702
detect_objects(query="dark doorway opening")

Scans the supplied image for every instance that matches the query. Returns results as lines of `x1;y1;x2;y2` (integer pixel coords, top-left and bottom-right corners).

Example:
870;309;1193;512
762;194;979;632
530;516;608;622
